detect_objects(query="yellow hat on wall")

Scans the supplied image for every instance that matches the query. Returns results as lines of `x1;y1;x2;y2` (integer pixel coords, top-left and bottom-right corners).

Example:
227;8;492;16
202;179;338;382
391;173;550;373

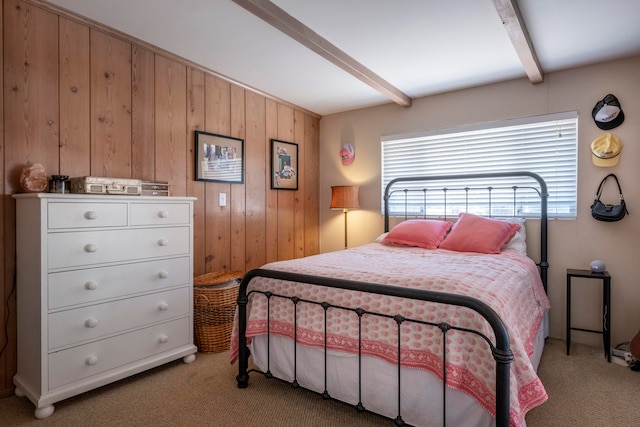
591;132;621;167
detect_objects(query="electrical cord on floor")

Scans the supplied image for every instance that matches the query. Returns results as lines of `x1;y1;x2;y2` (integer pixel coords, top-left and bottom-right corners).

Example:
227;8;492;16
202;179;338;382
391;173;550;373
0;266;16;359
614;341;631;350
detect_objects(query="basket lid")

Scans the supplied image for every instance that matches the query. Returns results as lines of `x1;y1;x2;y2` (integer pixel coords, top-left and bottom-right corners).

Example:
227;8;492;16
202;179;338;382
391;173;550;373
194;271;243;287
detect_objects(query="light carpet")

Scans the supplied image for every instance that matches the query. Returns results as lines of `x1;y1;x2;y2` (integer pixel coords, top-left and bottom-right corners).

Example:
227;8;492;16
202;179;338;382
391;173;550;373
1;338;638;426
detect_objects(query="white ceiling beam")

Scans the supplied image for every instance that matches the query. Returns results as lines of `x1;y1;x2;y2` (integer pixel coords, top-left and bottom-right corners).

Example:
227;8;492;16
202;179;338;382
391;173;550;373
232;0;412;108
493;0;544;84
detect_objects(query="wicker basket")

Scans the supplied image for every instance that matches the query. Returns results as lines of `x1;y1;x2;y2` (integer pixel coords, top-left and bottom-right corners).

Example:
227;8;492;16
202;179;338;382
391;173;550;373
193;271;243;353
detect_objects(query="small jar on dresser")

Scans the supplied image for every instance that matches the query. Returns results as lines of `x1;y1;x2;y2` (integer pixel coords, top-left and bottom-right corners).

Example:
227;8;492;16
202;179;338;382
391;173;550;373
12;193;197;419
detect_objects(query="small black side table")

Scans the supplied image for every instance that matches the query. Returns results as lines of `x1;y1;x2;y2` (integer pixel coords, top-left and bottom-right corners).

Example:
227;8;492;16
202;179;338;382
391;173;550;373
566;268;611;362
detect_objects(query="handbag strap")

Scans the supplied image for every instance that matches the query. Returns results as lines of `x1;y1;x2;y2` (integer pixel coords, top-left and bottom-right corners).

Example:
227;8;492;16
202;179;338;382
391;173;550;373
596;173;625;201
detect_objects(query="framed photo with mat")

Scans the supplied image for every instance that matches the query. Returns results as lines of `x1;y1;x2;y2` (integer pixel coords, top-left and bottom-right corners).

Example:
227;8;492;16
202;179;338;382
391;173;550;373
195;131;244;184
270;139;298;190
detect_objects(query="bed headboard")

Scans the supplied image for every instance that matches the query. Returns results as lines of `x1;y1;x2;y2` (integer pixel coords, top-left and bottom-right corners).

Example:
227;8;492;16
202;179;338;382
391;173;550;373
383;171;549;292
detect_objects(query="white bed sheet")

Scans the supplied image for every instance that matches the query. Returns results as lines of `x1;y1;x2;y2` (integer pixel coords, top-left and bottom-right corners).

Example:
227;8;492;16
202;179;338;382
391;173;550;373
249;312;547;427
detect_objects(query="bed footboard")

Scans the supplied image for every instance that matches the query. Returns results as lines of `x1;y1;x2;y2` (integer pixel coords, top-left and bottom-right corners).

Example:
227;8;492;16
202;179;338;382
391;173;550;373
236;268;514;427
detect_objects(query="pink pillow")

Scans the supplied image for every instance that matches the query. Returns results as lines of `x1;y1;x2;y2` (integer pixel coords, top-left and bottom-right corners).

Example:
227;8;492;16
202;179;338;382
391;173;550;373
439;213;520;254
382;220;453;249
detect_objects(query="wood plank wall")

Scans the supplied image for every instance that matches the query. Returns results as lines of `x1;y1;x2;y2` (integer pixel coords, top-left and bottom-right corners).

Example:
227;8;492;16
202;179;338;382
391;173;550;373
0;0;320;397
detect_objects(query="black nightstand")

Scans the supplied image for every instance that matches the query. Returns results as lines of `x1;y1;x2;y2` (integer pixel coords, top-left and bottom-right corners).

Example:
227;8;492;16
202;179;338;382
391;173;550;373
566;268;611;362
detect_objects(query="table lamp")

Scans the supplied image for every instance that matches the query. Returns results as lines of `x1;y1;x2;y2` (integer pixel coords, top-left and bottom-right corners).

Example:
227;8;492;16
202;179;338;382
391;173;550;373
330;185;360;249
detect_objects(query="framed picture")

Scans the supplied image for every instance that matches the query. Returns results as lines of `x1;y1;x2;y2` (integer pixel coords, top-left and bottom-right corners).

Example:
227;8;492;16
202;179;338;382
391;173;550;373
271;139;298;190
194;131;244;183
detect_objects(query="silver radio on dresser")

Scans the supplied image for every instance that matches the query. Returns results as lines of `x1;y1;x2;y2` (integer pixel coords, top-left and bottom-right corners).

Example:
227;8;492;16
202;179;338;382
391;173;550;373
70;176;142;195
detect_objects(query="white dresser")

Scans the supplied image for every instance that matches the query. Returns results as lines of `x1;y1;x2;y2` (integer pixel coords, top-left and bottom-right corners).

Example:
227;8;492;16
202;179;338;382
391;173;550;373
12;193;197;419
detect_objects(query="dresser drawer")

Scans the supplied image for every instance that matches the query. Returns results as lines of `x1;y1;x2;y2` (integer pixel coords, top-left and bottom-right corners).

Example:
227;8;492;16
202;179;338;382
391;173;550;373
48;202;128;229
48;227;190;269
48;317;190;389
130;202;191;226
49;287;190;349
48;257;191;309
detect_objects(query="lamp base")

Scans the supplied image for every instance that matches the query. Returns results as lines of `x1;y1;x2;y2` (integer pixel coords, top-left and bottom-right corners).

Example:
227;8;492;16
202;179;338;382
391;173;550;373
343;209;349;249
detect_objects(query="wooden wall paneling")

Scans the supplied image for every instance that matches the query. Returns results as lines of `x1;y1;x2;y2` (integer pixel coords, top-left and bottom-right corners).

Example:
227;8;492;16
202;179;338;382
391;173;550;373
4;0;59;184
230;85;246;272
59;17;90;177
154;55;187;196
186;68;206;276
264;99;278;263
0;0;7;397
204;75;231;139
304;115;320;256
204;74;231;272
2;0;59;395
0;0;321;394
244;91;267;271
205;192;231;270
131;46;155;181
90;30;132;178
276;104;295;261
293;110;305;259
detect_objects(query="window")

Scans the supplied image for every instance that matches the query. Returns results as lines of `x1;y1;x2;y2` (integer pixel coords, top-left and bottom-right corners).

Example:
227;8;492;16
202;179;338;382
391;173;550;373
381;112;578;219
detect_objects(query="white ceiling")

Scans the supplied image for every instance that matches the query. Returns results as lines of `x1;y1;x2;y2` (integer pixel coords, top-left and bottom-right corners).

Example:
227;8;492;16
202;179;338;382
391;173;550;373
45;0;640;116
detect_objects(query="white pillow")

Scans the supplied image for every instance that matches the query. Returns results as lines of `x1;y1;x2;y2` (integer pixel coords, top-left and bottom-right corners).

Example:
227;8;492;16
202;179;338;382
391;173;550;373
500;217;527;254
375;232;388;243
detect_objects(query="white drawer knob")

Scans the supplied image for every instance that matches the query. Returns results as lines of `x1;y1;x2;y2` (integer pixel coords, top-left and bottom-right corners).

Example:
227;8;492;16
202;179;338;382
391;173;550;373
158;335;169;344
85;355;99;366
84;281;98;290
158;302;169;311
84;243;97;253
84;211;97;220
85;318;98;328
157;210;169;218
158;238;169;247
158;270;169;279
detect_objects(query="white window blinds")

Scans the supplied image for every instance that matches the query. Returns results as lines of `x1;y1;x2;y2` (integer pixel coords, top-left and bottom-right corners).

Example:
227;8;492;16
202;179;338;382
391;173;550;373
381;112;578;219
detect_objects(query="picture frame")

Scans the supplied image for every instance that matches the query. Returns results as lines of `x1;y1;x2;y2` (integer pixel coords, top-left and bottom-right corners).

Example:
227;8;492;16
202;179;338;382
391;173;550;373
194;131;244;184
270;139;298;190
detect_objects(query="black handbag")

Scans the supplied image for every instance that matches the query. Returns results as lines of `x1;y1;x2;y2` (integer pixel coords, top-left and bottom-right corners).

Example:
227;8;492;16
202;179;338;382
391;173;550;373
591;174;629;222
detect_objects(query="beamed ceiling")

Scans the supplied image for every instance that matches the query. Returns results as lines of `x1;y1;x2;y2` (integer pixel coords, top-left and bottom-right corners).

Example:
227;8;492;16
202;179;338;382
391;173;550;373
44;0;640;115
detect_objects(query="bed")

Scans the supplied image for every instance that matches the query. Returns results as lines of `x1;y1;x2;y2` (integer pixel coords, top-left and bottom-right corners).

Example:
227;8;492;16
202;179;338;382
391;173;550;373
231;172;550;427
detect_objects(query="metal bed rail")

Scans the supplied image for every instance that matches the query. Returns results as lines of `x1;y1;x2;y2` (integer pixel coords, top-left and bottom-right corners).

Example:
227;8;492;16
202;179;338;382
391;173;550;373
236;268;514;427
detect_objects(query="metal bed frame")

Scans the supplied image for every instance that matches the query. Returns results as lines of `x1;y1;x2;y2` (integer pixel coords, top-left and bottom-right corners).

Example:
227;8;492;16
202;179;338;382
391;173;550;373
236;172;549;427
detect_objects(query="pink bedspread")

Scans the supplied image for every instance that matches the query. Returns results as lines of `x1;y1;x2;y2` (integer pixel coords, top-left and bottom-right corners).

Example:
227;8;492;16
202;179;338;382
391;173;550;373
230;243;550;426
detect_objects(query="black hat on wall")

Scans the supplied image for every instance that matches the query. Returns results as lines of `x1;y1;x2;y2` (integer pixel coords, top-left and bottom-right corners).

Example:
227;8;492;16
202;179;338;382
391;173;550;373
592;94;625;130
